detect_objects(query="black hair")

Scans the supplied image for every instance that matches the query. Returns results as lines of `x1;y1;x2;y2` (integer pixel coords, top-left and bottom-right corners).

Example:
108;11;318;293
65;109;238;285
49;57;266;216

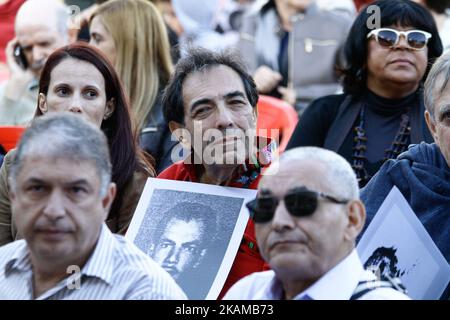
422;0;450;14
162;47;258;124
343;0;443;95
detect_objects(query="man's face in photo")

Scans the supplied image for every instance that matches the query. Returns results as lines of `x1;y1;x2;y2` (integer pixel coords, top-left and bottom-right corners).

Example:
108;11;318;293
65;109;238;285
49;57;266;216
152;218;205;279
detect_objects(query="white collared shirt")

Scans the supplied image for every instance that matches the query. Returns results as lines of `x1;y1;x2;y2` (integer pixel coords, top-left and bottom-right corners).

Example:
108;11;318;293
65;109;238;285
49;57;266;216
0;224;187;300
223;249;410;300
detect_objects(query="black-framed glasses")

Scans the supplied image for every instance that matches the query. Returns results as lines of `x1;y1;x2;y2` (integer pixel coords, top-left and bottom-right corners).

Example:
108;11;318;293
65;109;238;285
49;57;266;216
367;28;432;50
246;186;349;224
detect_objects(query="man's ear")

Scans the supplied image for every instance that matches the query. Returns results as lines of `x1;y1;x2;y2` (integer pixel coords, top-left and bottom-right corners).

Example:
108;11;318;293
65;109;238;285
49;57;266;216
425;110;439;144
38;93;48;114
169;120;183;134
104;98;115;120
344;200;366;242
101;182;117;218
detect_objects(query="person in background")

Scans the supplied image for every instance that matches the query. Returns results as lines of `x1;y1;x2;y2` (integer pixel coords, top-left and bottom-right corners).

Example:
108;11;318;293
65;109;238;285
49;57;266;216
90;0;176;173
0;42;155;246
413;0;450;52
353;0;375;12
0;0;26;82
287;0;442;187
171;0;246;52
0;0;76;126
238;0;352;111
150;0;182;62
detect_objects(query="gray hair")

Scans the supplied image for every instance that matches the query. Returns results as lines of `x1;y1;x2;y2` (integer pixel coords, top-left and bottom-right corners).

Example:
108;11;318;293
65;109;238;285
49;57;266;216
15;0;70;37
424;51;450;121
272;147;359;200
9;114;112;196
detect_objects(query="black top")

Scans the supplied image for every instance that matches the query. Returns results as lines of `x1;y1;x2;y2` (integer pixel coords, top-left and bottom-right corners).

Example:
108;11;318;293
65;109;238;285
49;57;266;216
286;90;433;184
140;94;178;174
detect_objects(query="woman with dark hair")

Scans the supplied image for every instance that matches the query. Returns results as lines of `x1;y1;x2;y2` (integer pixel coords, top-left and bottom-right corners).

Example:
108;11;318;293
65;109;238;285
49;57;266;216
287;0;443;187
0;42;155;245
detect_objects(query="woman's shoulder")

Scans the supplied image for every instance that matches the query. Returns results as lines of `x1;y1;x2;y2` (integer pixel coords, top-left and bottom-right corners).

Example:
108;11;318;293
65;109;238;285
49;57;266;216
304;93;349;118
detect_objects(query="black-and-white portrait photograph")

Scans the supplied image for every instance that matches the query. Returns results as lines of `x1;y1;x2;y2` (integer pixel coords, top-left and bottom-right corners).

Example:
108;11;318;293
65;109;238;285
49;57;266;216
126;178;257;299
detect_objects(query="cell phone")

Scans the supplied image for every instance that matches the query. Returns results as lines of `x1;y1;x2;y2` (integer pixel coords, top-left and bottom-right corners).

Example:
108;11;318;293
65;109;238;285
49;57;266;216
13;44;28;70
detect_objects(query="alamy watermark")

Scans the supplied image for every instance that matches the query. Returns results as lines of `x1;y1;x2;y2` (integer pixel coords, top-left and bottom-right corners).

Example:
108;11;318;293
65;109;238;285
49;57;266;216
168;124;280;169
366;5;381;30
66;265;81;290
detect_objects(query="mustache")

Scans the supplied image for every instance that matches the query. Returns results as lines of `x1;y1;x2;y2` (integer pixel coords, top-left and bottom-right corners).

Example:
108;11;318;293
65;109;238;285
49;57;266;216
34;220;74;233
205;129;249;145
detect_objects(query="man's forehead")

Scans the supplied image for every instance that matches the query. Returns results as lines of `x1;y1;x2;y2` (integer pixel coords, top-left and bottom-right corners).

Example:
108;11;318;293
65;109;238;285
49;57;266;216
16;24;59;43
182;65;245;101
260;159;329;193
18;154;98;181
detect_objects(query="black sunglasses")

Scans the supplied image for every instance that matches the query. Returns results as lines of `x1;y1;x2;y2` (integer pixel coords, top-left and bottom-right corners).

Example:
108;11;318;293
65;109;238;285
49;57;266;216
246;186;349;223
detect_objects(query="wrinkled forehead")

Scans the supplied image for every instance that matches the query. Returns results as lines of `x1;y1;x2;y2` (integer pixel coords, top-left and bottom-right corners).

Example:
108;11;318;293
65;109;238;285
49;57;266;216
16;143;100;176
16;154;99;182
182;65;246;99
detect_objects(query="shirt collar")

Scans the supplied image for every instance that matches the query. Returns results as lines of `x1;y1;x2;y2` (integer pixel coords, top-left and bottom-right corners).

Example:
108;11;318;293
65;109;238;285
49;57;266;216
264;249;365;300
4;240;32;276
294;249;365;300
80;224;115;286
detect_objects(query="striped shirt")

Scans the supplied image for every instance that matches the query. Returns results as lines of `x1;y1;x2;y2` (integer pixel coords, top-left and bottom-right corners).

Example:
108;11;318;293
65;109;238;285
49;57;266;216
0;224;187;300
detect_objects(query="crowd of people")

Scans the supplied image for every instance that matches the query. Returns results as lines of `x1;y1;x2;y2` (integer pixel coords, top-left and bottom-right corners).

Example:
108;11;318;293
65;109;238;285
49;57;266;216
0;0;449;300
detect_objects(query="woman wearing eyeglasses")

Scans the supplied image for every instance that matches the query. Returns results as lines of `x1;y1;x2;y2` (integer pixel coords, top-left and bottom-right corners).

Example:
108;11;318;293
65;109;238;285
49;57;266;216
286;0;443;187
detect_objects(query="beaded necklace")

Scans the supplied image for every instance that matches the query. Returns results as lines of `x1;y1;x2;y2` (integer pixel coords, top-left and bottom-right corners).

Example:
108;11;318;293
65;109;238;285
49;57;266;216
352;105;411;187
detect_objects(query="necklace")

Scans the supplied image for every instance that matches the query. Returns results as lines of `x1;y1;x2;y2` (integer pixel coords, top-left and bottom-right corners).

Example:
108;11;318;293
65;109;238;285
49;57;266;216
352;105;411;187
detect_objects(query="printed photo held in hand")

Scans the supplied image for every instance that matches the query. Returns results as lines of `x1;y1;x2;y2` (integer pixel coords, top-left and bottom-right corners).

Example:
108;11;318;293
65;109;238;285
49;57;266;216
125;178;257;299
358;187;450;299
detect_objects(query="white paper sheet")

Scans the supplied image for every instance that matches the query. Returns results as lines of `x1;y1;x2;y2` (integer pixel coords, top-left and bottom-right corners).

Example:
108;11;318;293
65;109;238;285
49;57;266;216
126;178;257;299
358;186;450;299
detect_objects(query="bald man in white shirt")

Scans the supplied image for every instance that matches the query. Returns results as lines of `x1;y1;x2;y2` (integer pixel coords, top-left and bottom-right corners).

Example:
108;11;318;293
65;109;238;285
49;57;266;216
224;147;410;300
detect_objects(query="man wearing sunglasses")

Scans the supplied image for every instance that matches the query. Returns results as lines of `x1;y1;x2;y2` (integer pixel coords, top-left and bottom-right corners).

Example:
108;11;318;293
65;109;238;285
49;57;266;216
224;147;410;300
361;51;450;300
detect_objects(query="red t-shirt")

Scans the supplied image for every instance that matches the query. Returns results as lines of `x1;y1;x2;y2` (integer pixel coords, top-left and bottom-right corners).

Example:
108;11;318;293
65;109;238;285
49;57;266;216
158;160;271;299
0;0;25;63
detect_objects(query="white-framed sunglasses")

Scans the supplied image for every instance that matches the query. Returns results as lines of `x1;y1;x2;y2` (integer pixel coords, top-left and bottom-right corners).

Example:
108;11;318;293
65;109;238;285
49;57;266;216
367;28;432;50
